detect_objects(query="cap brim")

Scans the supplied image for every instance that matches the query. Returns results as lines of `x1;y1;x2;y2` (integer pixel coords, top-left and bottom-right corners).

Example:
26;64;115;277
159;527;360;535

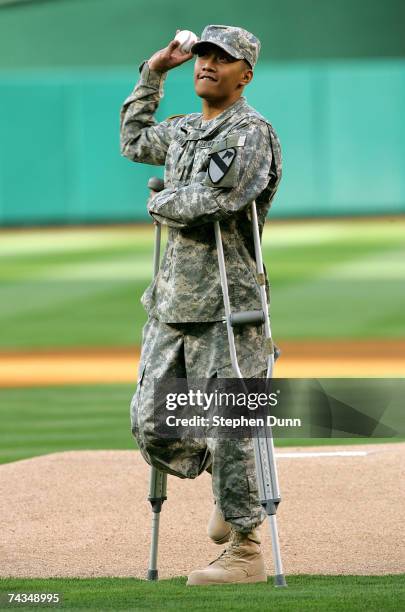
190;39;244;61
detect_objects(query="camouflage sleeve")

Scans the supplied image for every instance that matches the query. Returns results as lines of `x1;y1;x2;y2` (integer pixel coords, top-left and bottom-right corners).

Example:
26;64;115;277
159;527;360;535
147;120;273;227
120;61;172;166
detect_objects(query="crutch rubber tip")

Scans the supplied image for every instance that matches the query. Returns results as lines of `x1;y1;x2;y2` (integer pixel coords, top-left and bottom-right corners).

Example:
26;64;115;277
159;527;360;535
147;569;159;581
274;574;287;587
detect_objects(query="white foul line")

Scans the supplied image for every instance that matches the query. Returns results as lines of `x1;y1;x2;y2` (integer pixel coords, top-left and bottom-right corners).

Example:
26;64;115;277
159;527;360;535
276;450;368;459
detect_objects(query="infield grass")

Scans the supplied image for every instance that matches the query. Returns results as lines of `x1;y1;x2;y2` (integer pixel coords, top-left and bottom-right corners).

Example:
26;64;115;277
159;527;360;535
0;575;404;611
0;384;401;465
0;218;404;350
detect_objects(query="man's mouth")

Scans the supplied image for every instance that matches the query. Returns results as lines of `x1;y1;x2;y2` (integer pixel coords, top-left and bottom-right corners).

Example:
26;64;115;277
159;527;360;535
198;75;217;82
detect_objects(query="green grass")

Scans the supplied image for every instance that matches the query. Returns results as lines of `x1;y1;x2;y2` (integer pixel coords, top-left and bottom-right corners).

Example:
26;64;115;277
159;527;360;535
0;384;136;464
0;384;401;465
1;218;404;350
0;575;404;611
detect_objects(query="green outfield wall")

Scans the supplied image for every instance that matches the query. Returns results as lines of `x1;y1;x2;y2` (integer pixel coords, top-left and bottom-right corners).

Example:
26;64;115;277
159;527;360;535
0;0;404;224
0;60;404;224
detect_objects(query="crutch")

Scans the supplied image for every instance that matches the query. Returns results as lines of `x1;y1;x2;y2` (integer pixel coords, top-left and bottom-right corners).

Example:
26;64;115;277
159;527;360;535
214;205;287;587
144;178;286;587
145;177;167;581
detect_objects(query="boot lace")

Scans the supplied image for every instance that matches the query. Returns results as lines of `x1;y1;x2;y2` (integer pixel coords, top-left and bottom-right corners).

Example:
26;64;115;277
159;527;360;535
208;541;243;566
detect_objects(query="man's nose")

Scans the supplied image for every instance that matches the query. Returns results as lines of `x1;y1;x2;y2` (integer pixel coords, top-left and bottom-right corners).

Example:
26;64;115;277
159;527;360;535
201;55;216;70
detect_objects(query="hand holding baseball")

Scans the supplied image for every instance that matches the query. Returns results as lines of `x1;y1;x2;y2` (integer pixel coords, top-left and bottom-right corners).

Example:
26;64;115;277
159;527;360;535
147;30;197;73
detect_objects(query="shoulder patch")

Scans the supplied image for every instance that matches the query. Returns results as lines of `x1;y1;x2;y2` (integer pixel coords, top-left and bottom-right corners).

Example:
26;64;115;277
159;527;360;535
165;114;187;122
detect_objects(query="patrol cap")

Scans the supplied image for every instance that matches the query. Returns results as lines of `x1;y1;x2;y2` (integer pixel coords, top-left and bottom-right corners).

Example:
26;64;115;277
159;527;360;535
191;24;260;69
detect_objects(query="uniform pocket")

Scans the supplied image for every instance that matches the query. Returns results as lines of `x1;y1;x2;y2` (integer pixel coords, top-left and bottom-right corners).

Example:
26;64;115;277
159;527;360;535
160;242;173;281
203;133;247;189
215;349;267;379
229;242;258;287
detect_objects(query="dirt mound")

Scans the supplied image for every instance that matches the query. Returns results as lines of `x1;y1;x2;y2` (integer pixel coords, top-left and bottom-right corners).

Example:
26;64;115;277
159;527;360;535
1;444;404;578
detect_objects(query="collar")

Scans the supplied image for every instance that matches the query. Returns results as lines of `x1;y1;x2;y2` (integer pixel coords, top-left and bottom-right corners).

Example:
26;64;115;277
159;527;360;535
183;97;249;140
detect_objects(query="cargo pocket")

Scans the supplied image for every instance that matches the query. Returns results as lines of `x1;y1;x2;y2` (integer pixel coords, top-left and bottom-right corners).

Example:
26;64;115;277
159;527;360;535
215;350;267;379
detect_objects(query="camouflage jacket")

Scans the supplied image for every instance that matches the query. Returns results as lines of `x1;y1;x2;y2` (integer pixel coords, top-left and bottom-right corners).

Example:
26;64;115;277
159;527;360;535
120;61;282;323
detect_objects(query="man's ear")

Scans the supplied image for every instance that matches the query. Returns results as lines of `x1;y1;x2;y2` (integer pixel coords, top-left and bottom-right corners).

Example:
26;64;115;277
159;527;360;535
240;68;253;86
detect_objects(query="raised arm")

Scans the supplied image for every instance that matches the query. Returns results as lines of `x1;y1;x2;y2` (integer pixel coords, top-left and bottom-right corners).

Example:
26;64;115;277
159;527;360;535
120;36;193;166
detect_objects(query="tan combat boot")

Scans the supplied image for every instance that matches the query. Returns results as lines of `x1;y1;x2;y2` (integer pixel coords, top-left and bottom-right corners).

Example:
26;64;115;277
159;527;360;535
187;529;267;586
207;502;232;545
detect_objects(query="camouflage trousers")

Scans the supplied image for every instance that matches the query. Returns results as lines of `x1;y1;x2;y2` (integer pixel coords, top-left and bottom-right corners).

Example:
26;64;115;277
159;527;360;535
130;315;268;533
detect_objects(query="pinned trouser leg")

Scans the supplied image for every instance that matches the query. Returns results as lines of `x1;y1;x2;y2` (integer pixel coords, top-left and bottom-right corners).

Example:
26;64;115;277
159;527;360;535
130;316;268;531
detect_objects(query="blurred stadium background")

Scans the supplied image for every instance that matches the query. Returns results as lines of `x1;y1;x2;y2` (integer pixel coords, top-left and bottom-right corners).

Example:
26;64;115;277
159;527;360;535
0;0;404;461
1;0;405;223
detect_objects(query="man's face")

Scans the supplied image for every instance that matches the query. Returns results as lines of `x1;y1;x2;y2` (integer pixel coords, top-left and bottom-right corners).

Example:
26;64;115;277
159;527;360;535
194;43;252;102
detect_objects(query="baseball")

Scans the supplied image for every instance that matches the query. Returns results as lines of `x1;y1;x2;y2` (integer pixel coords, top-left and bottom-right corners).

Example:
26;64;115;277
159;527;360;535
174;30;198;54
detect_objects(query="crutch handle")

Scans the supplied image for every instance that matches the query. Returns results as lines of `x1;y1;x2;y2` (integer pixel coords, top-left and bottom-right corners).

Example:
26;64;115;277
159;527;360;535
230;310;265;326
148;177;165;193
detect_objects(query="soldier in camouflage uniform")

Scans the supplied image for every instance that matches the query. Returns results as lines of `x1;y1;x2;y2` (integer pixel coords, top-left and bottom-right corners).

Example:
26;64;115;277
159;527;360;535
120;24;282;585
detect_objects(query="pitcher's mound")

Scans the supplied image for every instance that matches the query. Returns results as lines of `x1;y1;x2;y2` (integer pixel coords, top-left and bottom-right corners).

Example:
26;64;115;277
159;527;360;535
1;444;404;578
